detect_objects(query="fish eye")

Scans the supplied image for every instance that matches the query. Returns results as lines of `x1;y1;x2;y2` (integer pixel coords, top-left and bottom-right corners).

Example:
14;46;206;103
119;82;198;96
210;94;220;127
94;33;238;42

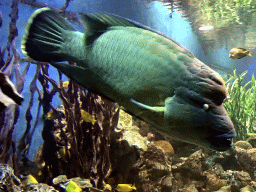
186;96;209;110
203;104;209;110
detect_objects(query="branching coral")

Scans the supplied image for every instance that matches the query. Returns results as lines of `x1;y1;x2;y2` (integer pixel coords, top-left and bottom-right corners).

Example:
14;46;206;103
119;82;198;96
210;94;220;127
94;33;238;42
0;0;27;169
0;1;119;190
37;69;119;188
223;70;256;142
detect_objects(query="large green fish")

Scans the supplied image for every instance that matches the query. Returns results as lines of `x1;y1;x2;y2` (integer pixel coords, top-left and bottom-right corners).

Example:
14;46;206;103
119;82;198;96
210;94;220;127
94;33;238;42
21;8;236;151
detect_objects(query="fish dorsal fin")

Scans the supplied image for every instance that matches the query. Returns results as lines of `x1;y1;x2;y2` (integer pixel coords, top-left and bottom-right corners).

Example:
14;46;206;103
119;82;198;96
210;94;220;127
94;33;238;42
235;47;247;51
79;13;194;56
79;13;139;34
79;13;142;44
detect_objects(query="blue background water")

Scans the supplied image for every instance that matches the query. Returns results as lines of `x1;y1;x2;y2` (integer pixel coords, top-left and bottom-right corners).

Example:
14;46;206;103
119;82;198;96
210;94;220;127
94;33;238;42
0;0;255;160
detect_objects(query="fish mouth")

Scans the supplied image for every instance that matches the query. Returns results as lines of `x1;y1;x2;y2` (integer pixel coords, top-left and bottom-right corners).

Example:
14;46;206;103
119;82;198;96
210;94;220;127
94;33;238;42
207;131;236;151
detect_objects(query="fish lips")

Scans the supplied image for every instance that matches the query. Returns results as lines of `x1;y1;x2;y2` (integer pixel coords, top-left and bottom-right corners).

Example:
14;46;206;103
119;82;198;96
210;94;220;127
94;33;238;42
206;130;236;151
205;106;236;151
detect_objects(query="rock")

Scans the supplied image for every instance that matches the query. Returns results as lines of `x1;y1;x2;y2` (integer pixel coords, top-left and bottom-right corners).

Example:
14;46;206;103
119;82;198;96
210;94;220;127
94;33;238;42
0;164;21;191
205;173;227;191
109;110;150;184
161;176;173;191
231;171;252;190
154;140;175;156
70;177;93;189
52;175;68;184
240;185;255;192
181;183;198;192
143;143;169;164
22;183;58;191
231;147;256;179
52;175;102;192
214;185;231;192
132;143;173;192
246;133;256;148
122;125;149;151
118;109;133;128
234;141;253;150
250;181;256;190
172;150;205;178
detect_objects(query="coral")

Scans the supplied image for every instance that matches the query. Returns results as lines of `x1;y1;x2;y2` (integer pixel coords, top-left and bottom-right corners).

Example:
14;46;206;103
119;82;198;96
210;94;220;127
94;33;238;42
142;143;169;164
38;82;119;188
234;141;253;150
246;133;256;148
2;1;256;192
22;183;58;191
172;151;206;180
154;140;174;156
132;143;173;192
232;171;252;190
0;163;21;191
118;109;133;128
240;185;255;192
1;1;119;190
215;185;231;192
205;173;227;191
52;175;106;192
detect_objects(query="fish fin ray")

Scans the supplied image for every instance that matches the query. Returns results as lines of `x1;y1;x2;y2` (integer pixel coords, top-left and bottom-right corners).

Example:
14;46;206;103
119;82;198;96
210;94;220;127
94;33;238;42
79;13;139;33
79;13;194;57
79;13;141;45
21;8;76;62
235;47;247;51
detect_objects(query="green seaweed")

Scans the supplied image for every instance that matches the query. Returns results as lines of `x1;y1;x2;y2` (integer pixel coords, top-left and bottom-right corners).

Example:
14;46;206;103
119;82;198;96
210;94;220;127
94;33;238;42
223;70;256;142
176;0;254;28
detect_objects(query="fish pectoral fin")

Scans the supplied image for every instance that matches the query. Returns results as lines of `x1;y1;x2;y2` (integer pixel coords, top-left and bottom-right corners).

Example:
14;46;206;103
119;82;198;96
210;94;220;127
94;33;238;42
130;99;165;113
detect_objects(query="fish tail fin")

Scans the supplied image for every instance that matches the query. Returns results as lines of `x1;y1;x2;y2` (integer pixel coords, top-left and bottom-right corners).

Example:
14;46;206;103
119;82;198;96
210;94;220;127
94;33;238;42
21;8;84;62
247;50;252;57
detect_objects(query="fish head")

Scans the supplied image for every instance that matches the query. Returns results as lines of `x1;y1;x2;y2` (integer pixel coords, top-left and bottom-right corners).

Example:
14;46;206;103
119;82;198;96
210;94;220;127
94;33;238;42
229;52;235;58
162;69;236;151
229;50;238;58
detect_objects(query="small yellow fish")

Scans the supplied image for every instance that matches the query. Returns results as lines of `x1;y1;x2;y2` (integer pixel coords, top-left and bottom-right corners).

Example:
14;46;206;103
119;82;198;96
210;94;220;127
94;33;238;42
20;174;38;185
58;146;71;163
45;110;56;120
81;109;97;125
117;184;136;192
229;47;252;59
66;180;82;192
60;81;69;89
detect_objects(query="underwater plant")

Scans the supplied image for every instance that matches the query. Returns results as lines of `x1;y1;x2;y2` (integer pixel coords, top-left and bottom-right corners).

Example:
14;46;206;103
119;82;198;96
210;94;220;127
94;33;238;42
223;70;256;142
173;0;253;28
0;0;119;190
